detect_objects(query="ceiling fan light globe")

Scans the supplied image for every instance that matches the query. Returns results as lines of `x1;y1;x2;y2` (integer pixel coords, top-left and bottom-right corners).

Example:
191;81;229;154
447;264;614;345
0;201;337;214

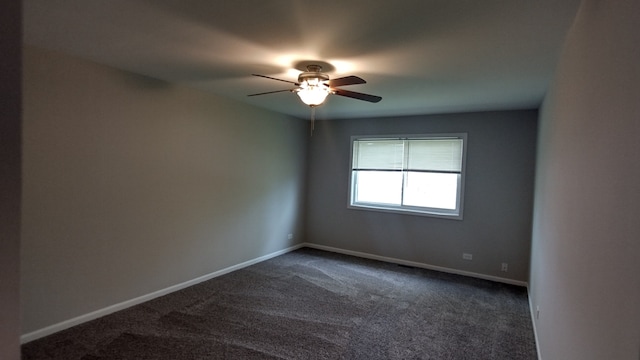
296;84;330;106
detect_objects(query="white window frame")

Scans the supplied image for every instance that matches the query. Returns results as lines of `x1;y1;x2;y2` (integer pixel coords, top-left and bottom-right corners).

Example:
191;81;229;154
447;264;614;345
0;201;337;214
348;133;467;220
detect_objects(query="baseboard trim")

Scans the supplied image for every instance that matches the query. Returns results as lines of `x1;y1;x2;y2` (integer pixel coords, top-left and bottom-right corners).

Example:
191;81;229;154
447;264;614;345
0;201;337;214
21;242;528;343
528;291;543;360
302;243;529;287
20;243;305;344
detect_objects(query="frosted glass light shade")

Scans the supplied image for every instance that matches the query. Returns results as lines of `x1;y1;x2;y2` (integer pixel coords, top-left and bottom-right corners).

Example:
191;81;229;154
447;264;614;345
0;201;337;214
296;78;330;106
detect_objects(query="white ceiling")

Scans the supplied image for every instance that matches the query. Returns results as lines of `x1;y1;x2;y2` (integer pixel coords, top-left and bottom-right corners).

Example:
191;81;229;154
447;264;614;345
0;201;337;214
23;0;581;120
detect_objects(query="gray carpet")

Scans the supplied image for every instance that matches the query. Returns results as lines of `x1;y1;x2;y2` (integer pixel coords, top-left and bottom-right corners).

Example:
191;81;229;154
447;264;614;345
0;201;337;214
22;248;537;359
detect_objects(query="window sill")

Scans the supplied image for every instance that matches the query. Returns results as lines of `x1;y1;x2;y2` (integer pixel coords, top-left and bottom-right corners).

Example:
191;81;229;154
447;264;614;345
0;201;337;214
348;203;463;220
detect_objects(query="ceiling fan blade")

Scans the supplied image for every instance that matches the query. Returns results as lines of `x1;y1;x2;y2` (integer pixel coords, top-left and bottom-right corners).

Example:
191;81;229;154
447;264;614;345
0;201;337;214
247;89;295;96
252;74;299;85
333;89;382;103
328;75;366;87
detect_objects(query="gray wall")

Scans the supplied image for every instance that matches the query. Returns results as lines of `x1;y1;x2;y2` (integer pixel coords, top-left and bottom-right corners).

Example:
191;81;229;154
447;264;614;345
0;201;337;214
530;0;640;359
0;1;21;358
21;47;308;334
305;110;537;282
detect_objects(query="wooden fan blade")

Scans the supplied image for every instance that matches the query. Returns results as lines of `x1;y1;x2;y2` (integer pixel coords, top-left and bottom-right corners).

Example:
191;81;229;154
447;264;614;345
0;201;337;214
247;89;295;96
333;89;382;103
328;75;366;87
252;74;299;85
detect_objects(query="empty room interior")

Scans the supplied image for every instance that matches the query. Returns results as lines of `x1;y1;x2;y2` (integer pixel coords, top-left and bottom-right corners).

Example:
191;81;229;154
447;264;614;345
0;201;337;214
2;0;639;359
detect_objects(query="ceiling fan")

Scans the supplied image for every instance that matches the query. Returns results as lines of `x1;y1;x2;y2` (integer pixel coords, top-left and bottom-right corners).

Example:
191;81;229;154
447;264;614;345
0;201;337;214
248;65;382;107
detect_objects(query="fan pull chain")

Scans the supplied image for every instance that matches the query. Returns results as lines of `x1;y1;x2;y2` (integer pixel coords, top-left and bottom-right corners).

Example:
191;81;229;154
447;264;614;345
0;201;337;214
310;106;315;136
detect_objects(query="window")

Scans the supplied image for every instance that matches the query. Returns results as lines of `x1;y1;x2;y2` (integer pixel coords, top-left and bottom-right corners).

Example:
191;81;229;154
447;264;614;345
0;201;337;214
349;134;467;219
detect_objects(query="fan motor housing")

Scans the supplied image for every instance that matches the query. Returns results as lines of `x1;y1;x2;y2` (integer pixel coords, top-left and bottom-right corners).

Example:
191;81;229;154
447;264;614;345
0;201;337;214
298;65;329;84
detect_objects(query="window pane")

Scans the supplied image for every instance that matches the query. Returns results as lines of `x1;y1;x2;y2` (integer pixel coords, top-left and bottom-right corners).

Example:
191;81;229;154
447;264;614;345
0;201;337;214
353;140;404;170
403;172;459;210
353;171;402;205
407;139;463;172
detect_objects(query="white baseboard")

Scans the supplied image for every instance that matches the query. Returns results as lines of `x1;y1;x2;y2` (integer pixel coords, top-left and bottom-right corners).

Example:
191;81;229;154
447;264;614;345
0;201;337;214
20;243;305;344
528;291;543;360
302;243;529;287
22;242;529;343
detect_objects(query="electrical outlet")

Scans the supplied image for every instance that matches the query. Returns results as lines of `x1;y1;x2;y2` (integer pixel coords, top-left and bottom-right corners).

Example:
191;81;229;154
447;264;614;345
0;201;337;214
462;253;473;260
287;233;293;240
501;263;508;272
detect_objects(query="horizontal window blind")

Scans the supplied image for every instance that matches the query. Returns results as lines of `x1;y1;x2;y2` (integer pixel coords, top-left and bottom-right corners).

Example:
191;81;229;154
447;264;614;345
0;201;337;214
353;138;463;172
406;139;463;172
352;139;404;170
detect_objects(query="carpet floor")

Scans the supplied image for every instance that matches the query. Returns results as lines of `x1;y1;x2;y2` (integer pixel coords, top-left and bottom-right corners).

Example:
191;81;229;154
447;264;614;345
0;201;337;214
22;248;537;359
